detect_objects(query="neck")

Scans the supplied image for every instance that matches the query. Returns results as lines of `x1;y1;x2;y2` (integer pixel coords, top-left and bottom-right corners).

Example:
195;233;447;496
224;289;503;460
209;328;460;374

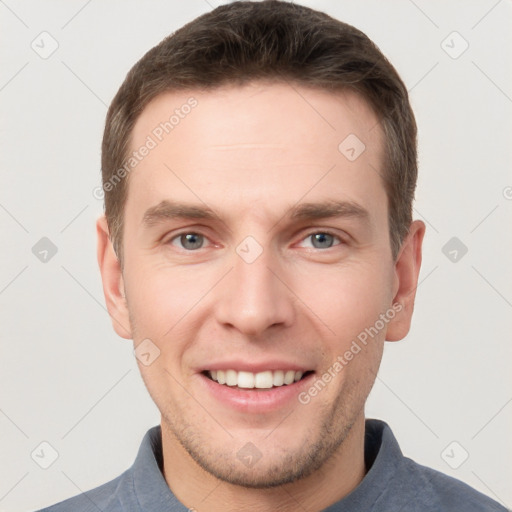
161;414;367;512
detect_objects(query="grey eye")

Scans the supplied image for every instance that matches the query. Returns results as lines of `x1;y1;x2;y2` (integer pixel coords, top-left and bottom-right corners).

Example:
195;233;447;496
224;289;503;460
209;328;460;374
310;233;335;249
179;233;204;250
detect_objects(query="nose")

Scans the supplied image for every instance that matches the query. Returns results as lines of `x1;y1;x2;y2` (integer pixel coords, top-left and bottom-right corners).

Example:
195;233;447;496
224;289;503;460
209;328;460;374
213;244;295;337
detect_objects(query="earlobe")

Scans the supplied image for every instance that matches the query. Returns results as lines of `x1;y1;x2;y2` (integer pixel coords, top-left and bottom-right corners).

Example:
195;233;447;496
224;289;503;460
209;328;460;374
385;220;426;342
96;216;132;339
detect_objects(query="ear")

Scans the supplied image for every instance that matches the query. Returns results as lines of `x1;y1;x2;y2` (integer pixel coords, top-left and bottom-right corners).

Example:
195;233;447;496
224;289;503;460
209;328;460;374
386;220;426;342
96;215;132;339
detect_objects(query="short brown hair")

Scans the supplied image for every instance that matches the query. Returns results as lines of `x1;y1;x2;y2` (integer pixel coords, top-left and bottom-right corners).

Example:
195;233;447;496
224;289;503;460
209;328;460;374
102;0;417;262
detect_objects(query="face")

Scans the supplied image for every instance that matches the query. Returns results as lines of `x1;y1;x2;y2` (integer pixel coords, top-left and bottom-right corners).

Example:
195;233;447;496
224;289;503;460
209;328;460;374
98;82;423;488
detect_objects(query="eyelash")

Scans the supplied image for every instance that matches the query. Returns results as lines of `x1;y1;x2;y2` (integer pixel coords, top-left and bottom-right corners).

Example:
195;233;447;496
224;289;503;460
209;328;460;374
166;230;345;251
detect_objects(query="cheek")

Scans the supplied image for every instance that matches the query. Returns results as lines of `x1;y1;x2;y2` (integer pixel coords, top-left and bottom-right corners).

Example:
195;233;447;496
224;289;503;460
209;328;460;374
124;263;220;383
126;269;194;402
125;262;208;337
292;260;393;339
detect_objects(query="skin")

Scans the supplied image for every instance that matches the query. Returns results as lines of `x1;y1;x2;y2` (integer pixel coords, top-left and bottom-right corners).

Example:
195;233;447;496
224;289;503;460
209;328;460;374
97;82;425;512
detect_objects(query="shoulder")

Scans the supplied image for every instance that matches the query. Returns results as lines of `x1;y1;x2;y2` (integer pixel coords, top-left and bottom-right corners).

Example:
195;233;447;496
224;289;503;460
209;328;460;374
33;425;175;512
398;456;507;512
364;420;507;512
34;470;131;512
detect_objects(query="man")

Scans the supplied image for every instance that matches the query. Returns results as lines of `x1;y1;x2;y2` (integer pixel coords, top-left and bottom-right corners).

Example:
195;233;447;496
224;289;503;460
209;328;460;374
37;1;506;511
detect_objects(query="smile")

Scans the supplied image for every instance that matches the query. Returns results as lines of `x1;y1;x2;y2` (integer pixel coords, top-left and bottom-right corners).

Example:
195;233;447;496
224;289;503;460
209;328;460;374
205;369;312;389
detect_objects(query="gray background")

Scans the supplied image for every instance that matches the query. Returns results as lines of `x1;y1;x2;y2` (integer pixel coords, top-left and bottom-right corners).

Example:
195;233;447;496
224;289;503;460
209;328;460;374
1;0;511;510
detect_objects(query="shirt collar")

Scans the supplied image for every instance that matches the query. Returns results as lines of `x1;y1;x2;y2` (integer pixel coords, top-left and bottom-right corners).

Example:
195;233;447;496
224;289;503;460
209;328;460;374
129;425;187;510
322;419;402;511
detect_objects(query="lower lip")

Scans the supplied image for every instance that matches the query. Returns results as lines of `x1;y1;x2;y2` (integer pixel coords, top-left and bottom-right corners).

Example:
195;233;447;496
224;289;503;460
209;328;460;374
198;372;315;413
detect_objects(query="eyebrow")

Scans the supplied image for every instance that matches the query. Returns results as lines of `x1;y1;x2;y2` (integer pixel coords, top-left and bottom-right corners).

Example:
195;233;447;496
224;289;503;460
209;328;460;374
142;200;217;227
289;200;370;223
141;199;370;227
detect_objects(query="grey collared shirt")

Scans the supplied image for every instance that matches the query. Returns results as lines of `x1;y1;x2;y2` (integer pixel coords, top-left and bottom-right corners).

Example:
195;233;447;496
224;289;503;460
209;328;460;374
36;419;507;512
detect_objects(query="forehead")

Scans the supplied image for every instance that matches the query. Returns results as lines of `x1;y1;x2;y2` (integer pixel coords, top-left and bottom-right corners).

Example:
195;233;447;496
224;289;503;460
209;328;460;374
126;82;386;221
131;81;382;154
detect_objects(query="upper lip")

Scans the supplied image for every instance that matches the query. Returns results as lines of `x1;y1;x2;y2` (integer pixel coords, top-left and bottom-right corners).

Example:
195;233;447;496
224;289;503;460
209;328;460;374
198;359;313;373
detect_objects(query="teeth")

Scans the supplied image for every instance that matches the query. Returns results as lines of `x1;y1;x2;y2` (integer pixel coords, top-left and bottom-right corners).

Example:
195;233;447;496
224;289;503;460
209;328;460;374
226;369;237;386
255;371;273;388
283;370;295;385
207;369;307;389
237;371;255;388
272;370;284;386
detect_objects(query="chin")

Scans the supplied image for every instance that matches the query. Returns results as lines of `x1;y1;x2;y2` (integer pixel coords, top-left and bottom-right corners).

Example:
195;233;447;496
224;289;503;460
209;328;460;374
171;418;353;489
187;448;324;489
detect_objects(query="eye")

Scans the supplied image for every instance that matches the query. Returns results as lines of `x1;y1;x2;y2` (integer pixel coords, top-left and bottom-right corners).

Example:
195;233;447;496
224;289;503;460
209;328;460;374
170;232;207;250
299;232;342;249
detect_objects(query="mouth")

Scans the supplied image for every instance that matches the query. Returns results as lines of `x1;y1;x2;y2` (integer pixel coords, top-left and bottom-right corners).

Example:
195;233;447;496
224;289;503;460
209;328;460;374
202;369;314;390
